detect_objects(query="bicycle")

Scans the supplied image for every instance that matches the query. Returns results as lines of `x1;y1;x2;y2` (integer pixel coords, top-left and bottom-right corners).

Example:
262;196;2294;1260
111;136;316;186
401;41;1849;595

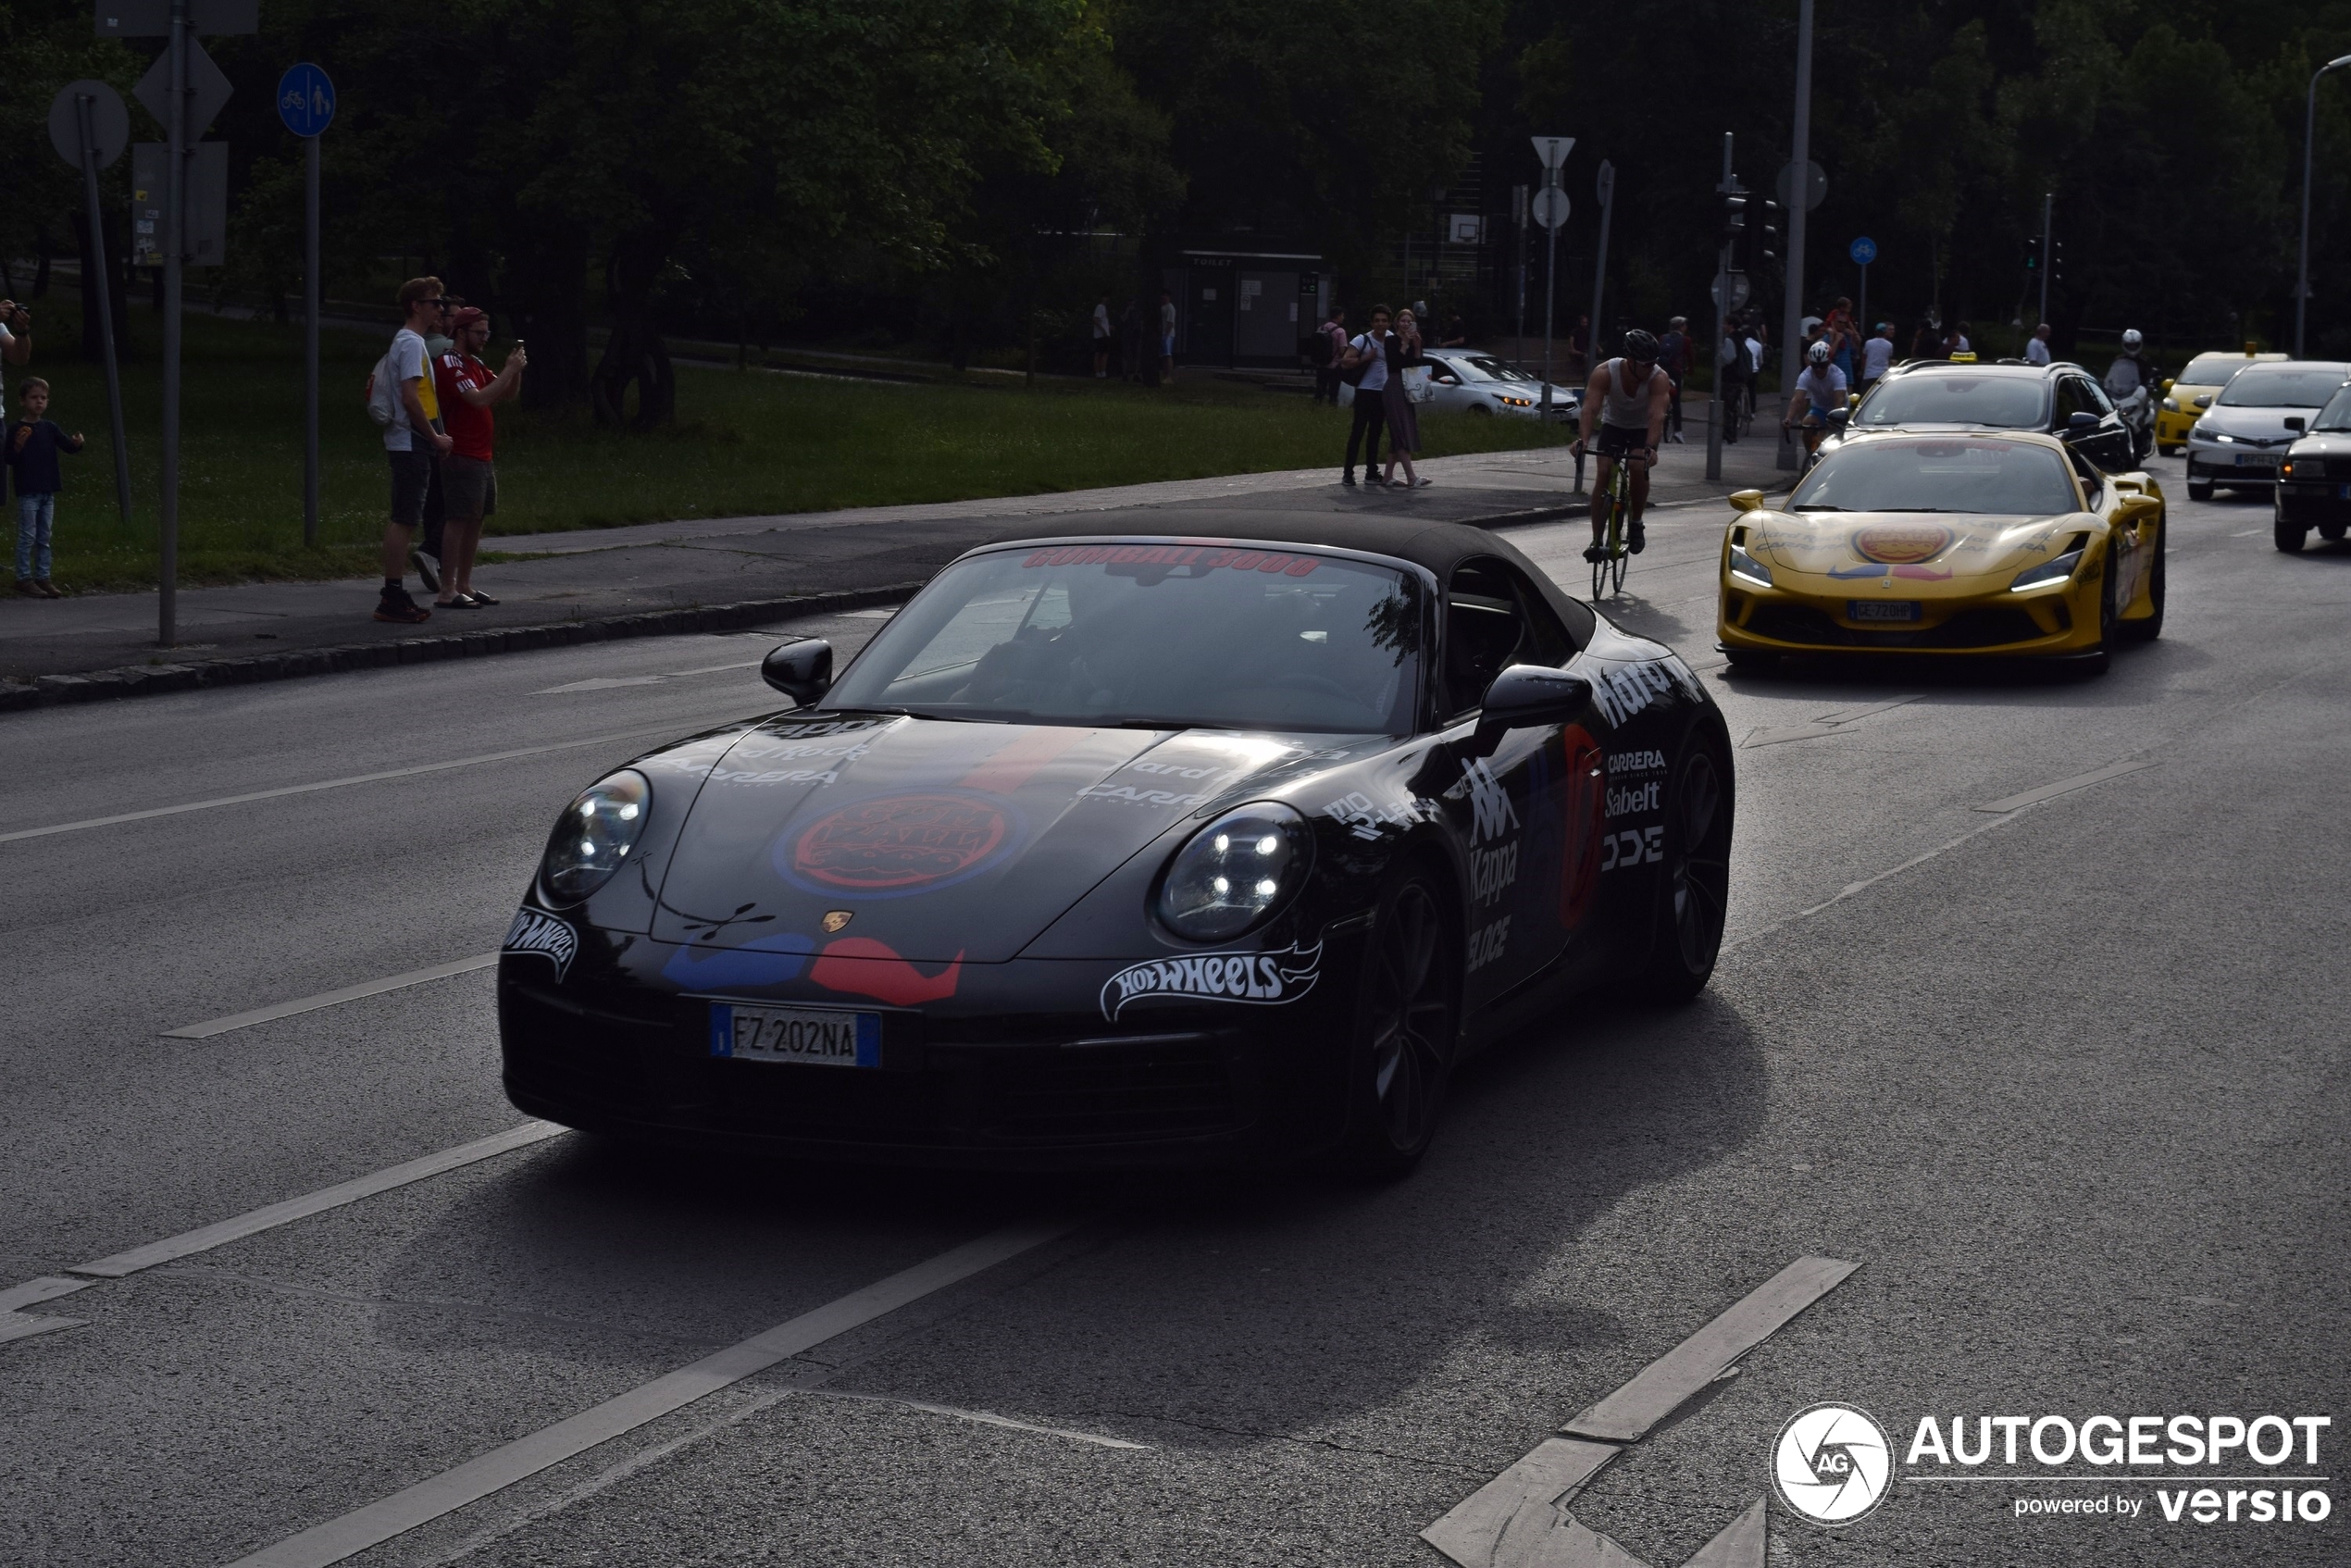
1584;446;1649;599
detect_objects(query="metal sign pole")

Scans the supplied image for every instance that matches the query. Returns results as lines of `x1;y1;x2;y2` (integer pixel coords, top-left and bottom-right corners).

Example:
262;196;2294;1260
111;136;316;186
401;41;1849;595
304;131;319;546
1709;136;1731;484
158;0;188;645
1587;161;1615;370
1778;0;1814;471
75;93;133;529
1542;168;1558;426
2039;192;2052;330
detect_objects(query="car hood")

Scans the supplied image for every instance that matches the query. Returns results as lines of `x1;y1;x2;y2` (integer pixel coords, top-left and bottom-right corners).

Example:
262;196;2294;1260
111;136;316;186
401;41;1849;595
2289;432;2351;456
1746;509;2086;582
2195;404;2324;442
647;714;1375;982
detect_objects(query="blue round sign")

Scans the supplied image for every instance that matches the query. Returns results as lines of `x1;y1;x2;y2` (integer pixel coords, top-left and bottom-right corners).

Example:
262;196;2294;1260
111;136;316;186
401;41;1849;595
1848;235;1878;267
277;63;335;138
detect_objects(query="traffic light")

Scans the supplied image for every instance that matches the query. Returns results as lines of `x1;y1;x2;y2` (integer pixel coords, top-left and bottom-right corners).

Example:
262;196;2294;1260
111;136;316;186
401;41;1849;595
2025;236;2040;272
2050;240;2064;284
1754;198;1782;267
1721;193;1748;244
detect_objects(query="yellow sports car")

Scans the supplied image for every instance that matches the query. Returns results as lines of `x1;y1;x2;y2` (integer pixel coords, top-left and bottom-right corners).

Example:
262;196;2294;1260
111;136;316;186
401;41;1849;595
2157;346;2288;454
1716;429;2165;670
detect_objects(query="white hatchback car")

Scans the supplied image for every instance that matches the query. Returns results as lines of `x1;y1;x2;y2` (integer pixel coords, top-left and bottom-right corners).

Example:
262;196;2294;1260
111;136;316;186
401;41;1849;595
2184;361;2351;501
1419;349;1580;422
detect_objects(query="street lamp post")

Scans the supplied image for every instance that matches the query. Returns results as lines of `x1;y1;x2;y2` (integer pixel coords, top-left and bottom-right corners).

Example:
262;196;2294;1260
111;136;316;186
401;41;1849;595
2297;54;2351;359
1777;0;1814;471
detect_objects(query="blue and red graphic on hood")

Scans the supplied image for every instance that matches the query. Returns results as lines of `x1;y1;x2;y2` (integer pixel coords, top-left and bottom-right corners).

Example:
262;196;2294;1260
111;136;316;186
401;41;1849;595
662;931;964;1004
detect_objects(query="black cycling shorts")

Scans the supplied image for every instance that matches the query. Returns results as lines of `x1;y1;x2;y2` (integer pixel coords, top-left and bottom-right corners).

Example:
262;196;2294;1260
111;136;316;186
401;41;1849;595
1596;424;1650;458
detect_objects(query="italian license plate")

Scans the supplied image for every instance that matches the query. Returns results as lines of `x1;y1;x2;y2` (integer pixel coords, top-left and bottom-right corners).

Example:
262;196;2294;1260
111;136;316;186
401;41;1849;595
1847;600;1922;623
2236;452;2280;467
707;1002;880;1068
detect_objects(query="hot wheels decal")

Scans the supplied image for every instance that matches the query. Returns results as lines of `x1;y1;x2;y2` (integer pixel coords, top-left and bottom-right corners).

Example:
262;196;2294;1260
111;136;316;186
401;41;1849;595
1101;940;1322;1018
1589;657;1702;728
503;909;578;979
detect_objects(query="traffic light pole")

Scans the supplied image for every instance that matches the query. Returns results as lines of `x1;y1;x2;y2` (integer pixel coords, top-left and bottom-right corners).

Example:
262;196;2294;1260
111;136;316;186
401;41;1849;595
1710;134;1732;483
2039;192;2052;328
1777;0;1814;472
158;0;187;646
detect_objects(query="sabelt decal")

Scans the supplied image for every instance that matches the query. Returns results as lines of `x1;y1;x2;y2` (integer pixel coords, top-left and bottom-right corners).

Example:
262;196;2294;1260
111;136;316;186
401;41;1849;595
1101;940;1323;1019
1852;523;1956;564
782;792;1019;896
503;908;578;979
810;937;964;1005
1606;780;1661;818
1589;656;1702;728
1560;728;1605;927
1024;542;1322;578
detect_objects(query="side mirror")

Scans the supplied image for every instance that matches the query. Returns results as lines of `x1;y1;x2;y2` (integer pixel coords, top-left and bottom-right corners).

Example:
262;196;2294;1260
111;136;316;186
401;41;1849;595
761;638;834;705
1826;408;1851;429
2161;379;2175;392
2284;417;2307;433
1473;666;1591;753
1727;489;1767;513
2064;411;2099;437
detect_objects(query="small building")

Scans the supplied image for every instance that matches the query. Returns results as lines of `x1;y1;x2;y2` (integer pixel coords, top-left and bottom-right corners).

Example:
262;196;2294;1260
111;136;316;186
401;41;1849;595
1162;250;1334;369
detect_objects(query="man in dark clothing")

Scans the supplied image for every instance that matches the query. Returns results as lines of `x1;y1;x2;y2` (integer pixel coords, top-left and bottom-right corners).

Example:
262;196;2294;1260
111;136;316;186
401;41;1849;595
1659;316;1693;442
1338;305;1392;485
1312;307;1347;404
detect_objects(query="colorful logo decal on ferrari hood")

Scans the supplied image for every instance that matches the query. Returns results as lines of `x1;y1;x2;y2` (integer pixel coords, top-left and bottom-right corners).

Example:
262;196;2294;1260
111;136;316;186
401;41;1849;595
1851;523;1955;564
504;908;578;979
1101;940;1323;1019
783;792;1018;896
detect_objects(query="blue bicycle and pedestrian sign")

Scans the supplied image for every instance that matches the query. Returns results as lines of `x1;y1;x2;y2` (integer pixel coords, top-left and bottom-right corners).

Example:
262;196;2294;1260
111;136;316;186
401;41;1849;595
1848;235;1878;267
276;62;334;138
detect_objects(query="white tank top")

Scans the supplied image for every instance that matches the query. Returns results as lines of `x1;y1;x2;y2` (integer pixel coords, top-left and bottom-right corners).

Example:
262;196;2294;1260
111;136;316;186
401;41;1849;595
1600;359;1655;428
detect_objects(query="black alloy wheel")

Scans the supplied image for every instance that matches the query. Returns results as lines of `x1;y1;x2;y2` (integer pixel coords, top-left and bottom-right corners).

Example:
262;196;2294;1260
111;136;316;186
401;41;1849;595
1345;873;1460;1176
2121;520;2165;642
1637;744;1732;1002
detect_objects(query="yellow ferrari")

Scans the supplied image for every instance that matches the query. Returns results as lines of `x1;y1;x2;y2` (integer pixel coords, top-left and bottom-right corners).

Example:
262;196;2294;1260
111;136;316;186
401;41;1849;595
1716;429;2165;670
2157;345;2288;454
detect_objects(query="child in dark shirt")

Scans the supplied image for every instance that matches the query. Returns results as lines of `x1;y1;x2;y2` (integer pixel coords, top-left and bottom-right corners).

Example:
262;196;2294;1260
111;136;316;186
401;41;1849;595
9;377;83;597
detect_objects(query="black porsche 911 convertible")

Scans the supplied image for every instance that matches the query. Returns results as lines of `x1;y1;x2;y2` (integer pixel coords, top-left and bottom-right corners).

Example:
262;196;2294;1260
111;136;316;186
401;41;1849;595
499;516;1734;1172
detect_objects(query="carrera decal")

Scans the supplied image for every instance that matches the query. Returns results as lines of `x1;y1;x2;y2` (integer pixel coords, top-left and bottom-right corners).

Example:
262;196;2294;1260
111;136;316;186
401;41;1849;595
1100;940;1323;1018
1079;784;1212;808
709;766;842;787
1022;542;1322;578
1560;728;1605;928
782;792;1019;896
809;938;964;1005
1607;748;1667;778
1589;657;1702;728
503;909;578;979
1852;523;1956;565
661;930;815;990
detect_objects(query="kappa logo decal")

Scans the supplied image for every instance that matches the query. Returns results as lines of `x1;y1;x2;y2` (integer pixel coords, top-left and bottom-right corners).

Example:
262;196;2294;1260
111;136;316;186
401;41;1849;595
503;909;578;979
784;792;1018;895
1461;757;1520;844
1101;940;1323;1018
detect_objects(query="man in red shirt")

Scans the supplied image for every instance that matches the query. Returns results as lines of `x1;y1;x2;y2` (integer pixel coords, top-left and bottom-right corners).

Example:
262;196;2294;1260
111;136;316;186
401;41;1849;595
430;306;526;606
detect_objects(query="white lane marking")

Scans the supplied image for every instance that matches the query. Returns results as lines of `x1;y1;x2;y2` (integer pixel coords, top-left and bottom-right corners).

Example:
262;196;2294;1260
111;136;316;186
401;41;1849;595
1975;757;2154;814
1744;695;1920;749
2231;528;2264;536
534;659;761;695
0;1276;91;1312
0;1312;84;1344
794;1388;1152;1450
164;953;498;1039
840;607;900;618
67;1122;566;1279
0;726;690;845
225;1220;1076;1568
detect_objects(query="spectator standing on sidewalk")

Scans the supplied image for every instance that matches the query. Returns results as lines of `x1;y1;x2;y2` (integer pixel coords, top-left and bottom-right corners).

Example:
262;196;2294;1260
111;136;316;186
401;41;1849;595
1158;291;1177;384
1338;305;1392;486
2023;322;2053;366
1091;293;1112;378
0;299;36;435
430;307;526;608
1312;306;1347;404
7;378;81;598
1381;307;1429;489
376;278;453;624
1659;316;1692;443
413;292;462;587
1860;321;1895;394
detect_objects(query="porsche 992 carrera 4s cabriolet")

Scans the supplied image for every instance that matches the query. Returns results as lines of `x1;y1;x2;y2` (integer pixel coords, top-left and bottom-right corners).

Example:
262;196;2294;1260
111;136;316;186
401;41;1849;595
500;516;1734;1173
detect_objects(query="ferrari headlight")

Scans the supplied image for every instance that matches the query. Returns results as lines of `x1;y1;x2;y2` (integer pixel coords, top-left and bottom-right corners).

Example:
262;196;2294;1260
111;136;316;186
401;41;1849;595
1157;803;1313;941
2009;546;2085;591
540;769;650;902
1727;541;1774;588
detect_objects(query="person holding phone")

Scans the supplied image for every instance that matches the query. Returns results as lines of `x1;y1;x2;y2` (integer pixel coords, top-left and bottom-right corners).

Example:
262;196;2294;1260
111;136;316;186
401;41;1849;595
0;300;37;436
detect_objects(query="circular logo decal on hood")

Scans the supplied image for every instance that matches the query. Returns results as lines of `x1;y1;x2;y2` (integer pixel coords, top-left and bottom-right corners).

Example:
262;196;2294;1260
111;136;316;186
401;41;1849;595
785;792;1016;895
1851;524;1954;564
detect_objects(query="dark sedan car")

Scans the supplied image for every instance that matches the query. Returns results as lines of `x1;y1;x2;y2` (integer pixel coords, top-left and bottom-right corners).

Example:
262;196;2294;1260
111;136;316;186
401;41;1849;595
2275;382;2351;553
1845;359;2141;472
497;517;1734;1173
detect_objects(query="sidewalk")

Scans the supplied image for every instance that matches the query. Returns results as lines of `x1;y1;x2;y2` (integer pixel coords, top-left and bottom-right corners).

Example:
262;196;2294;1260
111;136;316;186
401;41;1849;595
0;432;1787;708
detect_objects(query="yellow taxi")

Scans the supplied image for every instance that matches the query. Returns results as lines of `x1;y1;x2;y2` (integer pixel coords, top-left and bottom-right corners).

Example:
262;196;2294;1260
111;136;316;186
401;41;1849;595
2157;345;2288;454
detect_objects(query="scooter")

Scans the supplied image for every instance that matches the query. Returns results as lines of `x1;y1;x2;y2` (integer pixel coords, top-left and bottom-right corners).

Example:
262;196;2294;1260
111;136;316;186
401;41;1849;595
2113;386;2155;464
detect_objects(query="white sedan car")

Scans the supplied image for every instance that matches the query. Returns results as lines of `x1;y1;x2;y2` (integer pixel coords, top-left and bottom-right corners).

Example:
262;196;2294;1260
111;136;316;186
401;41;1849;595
1420;348;1580;422
2184;361;2351;502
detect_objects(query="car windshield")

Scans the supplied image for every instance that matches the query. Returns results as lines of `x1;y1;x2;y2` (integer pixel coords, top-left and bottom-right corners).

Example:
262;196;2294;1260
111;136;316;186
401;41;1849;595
2217;367;2351;407
2314;387;2351;432
2178;354;2261;386
820;543;1421;734
1456;355;1534;382
1788;440;2083;516
1854;374;2046;429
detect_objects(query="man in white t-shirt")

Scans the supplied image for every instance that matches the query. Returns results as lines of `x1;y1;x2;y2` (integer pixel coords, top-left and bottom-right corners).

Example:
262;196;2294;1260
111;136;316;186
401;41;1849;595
1338;305;1392;485
375;278;454;624
2023;323;2053;366
1860;321;1895;392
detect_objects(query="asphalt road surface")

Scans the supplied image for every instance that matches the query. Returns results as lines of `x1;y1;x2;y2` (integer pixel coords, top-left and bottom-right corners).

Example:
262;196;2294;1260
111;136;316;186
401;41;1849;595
5;463;2345;1567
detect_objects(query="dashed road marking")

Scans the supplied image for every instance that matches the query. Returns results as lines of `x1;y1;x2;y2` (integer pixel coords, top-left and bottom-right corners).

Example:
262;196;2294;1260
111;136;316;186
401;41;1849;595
1975;756;2154;814
163;952;498;1039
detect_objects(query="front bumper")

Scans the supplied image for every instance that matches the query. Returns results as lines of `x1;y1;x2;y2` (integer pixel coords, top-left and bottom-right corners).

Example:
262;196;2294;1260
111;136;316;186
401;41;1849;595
1717;576;2093;657
2185;442;2286;488
2156;407;2203;449
2277;472;2351;525
497;928;1369;1167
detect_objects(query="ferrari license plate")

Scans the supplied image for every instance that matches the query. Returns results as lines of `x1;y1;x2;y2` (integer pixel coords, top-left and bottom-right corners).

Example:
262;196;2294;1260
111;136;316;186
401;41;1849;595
708;1002;881;1068
1847;600;1922;623
2235;452;2280;467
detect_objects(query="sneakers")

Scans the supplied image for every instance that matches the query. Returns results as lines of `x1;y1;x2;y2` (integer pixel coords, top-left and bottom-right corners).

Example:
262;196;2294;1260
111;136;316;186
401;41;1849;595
1667;430;1686;444
375;584;431;624
35;579;61;598
409;548;441;593
1629;521;1648;554
1583;543;1609;563
14;578;44;598
1340;473;1357;487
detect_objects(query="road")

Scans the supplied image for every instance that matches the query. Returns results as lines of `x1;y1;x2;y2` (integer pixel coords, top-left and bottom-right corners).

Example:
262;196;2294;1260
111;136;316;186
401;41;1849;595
3;464;2344;1567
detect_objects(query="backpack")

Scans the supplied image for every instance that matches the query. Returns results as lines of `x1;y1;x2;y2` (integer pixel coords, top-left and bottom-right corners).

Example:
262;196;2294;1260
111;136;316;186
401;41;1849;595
363;343;404;427
1340;333;1375;387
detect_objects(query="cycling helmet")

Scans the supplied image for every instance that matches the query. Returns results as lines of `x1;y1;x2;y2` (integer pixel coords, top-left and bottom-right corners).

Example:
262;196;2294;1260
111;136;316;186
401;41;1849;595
2121;329;2143;350
1808;340;1833;365
1621;329;1661;363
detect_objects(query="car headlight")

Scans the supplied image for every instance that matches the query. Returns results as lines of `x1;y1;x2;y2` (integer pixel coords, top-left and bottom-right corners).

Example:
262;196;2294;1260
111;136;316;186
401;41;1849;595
540;769;651;902
1498;394;1534;407
1727;540;1774;588
2196;427;2231;443
2160;397;2179;411
1157;803;1313;941
2009;545;2085;591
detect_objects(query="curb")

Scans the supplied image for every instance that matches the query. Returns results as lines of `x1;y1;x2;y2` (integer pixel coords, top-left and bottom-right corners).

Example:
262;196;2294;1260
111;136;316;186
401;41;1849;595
0;581;927;716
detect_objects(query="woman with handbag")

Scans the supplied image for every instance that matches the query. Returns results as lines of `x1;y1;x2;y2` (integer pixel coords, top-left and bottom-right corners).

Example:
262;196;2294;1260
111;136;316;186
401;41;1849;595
1382;307;1432;488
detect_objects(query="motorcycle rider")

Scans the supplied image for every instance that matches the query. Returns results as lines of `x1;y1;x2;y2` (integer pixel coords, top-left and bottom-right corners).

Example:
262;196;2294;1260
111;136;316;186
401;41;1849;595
2105;329;2157;458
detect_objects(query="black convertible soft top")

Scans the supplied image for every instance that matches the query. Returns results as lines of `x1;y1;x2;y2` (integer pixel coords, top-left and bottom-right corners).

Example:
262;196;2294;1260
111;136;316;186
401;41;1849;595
980;514;1598;647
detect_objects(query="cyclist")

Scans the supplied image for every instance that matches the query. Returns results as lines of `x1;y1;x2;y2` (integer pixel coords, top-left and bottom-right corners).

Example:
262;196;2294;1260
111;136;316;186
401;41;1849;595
1574;328;1671;562
1781;340;1848;471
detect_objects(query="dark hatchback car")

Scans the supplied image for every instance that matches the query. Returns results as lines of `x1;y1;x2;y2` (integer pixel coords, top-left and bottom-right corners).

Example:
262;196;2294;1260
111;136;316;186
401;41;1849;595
497;516;1735;1173
1844;360;2141;472
2275;383;2351;553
